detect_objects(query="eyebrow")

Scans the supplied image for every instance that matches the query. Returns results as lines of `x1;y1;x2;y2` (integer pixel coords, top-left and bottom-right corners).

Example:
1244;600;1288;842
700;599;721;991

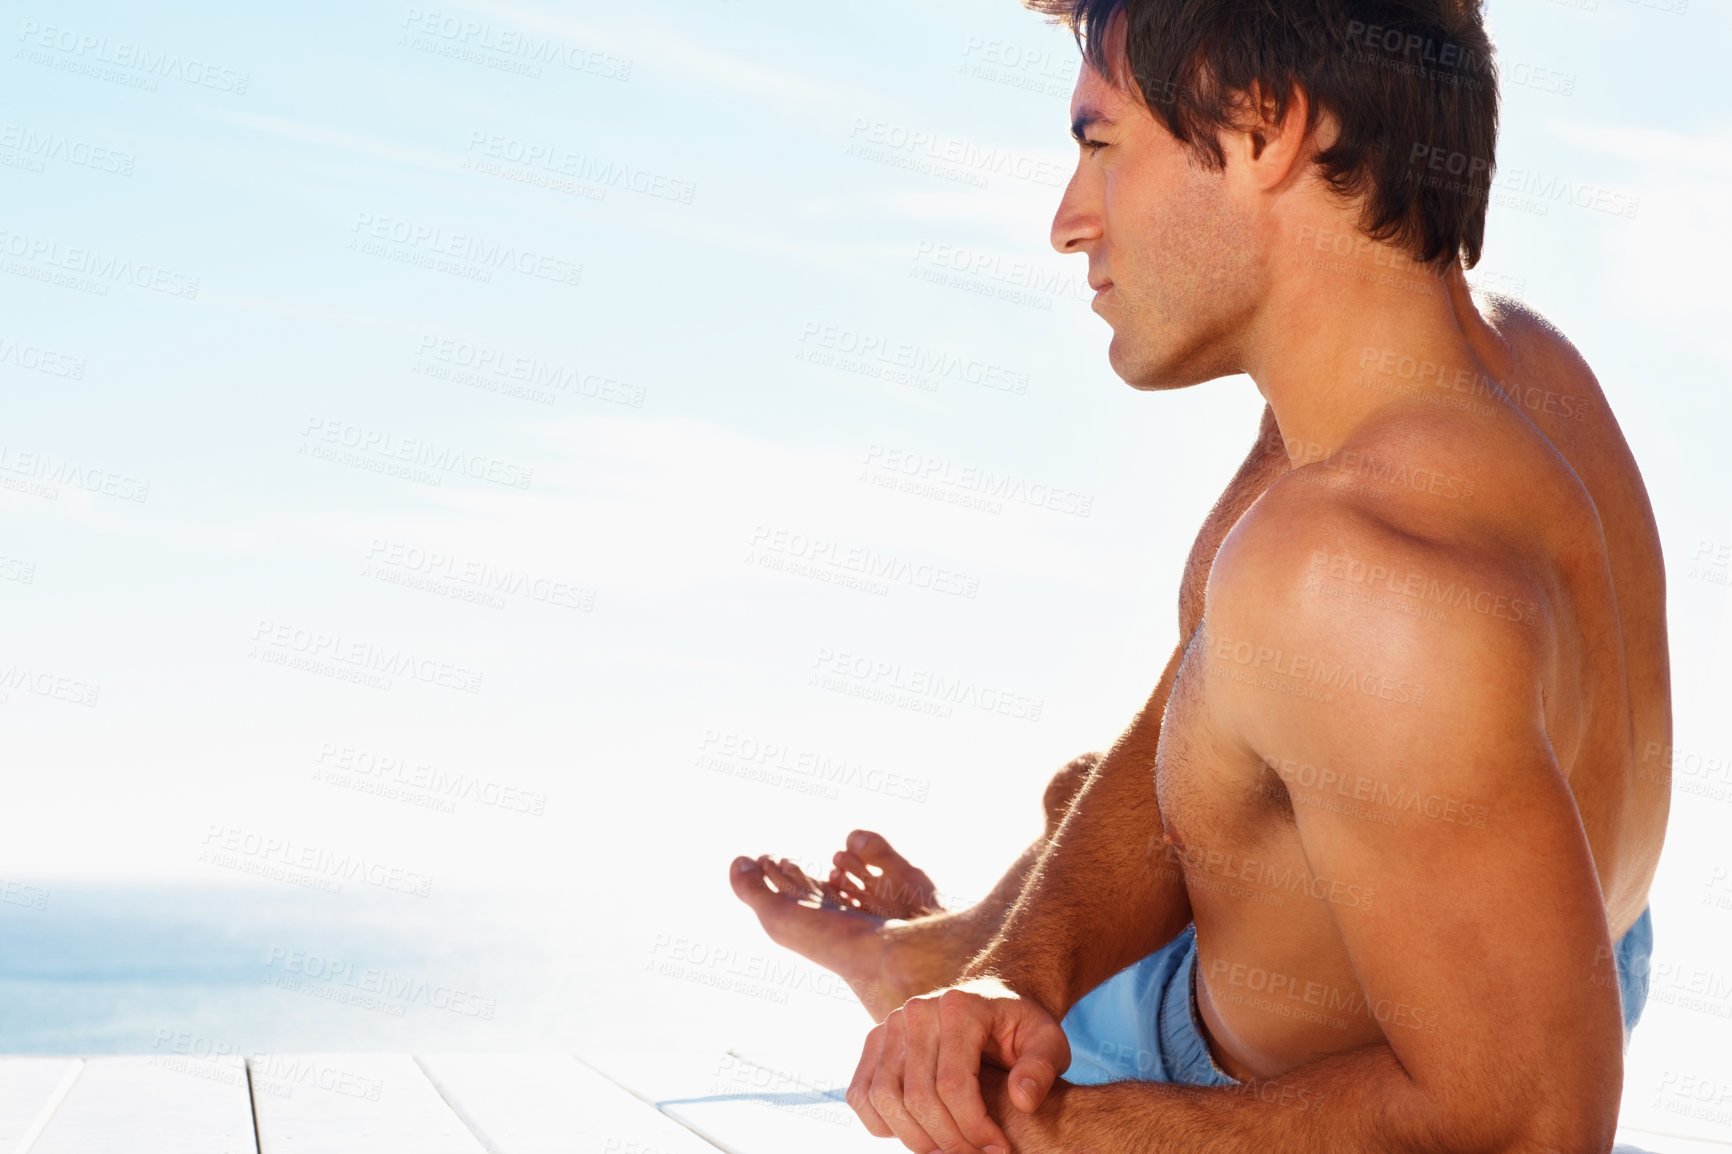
1070;107;1116;143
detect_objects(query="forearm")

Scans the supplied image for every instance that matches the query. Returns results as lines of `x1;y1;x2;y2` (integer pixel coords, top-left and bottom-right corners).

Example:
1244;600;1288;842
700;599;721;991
993;1042;1580;1154
871;850;1043;998
967;651;1193;1015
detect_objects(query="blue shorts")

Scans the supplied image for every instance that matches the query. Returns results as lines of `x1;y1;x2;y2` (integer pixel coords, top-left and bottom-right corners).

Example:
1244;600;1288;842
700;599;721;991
1060;908;1654;1087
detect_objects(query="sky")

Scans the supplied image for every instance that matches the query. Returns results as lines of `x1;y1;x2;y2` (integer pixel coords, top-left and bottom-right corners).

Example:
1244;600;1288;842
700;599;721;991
2;0;1729;1142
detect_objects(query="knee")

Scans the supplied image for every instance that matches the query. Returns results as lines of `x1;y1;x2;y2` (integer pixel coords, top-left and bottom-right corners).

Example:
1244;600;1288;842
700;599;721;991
1043;752;1102;834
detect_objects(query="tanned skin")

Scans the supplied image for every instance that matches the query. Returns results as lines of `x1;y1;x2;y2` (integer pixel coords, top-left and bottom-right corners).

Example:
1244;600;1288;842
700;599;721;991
732;16;1669;1154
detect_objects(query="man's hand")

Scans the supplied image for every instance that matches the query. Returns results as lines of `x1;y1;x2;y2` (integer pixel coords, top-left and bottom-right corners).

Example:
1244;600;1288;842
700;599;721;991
847;976;1071;1154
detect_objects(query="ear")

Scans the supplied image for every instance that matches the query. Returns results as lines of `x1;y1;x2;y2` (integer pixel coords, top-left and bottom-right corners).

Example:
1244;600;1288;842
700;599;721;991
1225;82;1313;193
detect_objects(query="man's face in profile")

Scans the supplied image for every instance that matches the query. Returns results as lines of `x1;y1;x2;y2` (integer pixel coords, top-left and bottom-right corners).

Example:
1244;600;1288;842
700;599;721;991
1051;28;1265;392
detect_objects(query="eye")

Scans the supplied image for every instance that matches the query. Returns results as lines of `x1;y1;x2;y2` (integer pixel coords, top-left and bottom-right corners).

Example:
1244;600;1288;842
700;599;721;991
1080;137;1107;155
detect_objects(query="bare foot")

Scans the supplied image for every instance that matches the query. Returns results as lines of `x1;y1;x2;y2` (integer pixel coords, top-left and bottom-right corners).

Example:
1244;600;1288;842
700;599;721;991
729;853;911;1018
825;830;943;919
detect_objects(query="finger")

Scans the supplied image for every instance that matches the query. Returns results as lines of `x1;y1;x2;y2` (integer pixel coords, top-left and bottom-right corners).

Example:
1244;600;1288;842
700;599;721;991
1002;1009;1072;1113
849;1024;894;1139
900;996;981;1154
872;1010;942;1153
935;994;1011;1153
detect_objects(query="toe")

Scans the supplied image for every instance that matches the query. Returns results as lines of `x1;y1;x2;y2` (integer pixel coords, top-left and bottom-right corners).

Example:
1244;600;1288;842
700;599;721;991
777;857;822;896
760;856;819;903
729;857;779;909
846;830;913;873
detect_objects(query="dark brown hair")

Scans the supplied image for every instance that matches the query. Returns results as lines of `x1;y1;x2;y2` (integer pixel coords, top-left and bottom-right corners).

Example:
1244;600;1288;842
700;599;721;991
1024;0;1499;268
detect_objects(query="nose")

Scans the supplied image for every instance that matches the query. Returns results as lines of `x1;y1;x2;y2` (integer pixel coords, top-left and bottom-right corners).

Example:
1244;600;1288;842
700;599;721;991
1050;163;1101;255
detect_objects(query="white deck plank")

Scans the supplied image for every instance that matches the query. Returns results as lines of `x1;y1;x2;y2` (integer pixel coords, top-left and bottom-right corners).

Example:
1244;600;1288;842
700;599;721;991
417;1053;720;1154
0;1058;82;1154
249;1053;484;1153
593;1048;883;1154
1614;1129;1732;1154
27;1056;255;1154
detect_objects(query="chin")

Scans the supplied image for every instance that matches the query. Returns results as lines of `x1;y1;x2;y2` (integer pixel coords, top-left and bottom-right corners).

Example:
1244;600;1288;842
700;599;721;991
1108;328;1236;393
1107;335;1190;392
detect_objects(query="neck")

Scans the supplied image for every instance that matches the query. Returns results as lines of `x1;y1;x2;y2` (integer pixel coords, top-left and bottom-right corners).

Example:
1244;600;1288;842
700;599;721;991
1240;233;1495;464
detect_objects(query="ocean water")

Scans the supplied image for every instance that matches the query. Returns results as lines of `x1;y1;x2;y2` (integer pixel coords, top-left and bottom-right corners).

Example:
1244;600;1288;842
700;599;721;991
0;868;876;1071
0;884;604;1055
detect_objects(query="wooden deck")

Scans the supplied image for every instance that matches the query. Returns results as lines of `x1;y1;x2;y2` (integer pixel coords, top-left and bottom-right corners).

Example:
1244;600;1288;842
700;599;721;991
0;1052;1724;1153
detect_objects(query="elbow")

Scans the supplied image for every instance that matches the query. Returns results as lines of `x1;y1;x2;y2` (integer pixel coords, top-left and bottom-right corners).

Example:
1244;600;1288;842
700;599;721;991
1513;1124;1617;1154
1510;1089;1620;1154
1438;1064;1620;1154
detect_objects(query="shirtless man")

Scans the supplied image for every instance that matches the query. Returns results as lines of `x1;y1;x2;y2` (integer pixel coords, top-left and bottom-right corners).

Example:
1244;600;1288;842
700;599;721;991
730;0;1670;1149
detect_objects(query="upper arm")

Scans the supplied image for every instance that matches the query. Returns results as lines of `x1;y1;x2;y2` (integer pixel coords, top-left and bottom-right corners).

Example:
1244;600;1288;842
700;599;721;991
1204;494;1623;1150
